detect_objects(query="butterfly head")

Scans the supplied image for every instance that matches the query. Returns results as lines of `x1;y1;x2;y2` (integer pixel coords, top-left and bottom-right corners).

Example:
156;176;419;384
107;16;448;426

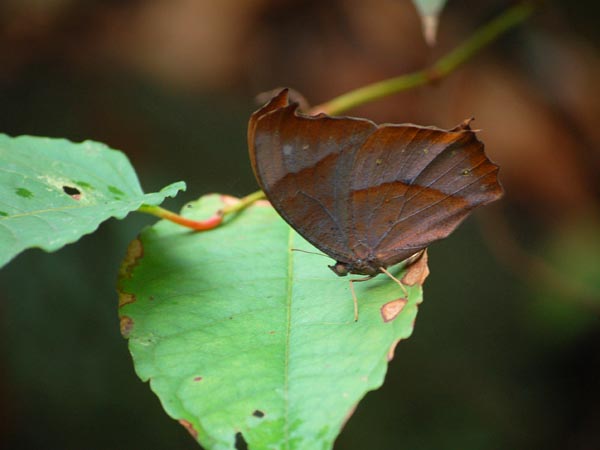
328;259;381;277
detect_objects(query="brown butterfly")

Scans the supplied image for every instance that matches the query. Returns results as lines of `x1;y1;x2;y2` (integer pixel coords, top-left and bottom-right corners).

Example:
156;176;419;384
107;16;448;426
248;89;503;316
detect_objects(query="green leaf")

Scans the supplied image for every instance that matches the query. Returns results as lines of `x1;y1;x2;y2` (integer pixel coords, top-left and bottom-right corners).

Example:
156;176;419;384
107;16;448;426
119;194;425;449
0;134;185;268
411;0;448;46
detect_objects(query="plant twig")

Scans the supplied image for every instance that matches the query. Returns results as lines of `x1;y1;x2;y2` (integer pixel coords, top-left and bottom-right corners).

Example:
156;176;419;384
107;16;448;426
137;204;223;230
312;1;535;115
137;190;266;231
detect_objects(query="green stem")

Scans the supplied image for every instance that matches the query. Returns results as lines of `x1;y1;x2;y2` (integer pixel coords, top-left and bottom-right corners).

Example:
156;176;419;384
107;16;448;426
221;190;266;215
312;1;535;115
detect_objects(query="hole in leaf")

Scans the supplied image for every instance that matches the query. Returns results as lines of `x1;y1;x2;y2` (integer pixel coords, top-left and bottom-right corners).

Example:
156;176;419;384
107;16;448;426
63;185;81;199
252;410;265;418
234;432;248;450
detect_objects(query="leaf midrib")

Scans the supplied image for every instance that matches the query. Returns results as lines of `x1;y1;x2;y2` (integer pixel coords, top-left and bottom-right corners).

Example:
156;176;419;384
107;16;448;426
284;227;294;449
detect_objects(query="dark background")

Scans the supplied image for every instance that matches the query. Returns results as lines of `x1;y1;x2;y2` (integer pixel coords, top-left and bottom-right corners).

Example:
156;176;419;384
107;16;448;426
1;0;599;449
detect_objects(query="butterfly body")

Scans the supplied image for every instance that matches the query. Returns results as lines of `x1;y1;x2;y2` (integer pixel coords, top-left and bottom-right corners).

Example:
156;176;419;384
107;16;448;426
329;257;382;277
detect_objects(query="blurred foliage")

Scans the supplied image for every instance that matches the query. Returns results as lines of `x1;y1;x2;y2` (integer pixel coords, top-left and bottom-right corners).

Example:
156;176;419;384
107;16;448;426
0;0;599;449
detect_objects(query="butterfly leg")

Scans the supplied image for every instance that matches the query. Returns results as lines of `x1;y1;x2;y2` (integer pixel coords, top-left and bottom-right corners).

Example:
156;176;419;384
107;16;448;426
379;267;409;298
348;275;374;322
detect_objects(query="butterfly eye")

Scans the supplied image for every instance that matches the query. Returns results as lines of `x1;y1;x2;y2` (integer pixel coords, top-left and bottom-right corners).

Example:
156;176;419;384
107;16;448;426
329;263;349;277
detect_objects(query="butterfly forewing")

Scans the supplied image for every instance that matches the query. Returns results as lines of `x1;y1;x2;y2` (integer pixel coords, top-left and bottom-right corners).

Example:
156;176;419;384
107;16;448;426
249;90;377;263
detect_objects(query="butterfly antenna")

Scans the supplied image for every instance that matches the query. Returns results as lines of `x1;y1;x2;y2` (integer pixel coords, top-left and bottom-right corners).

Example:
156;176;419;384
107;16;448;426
291;248;329;258
379;267;408;297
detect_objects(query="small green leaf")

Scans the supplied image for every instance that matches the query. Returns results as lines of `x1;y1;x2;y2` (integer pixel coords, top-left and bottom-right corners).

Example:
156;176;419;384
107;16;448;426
0;134;185;268
412;0;448;46
119;194;424;449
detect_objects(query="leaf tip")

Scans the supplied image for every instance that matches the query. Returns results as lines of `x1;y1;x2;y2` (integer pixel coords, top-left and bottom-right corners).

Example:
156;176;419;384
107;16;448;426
412;0;446;47
421;14;439;46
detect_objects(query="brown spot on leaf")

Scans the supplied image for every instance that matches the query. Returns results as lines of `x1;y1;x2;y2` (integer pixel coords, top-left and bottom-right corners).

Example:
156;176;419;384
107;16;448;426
387;338;402;361
193;376;203;382
252;409;265;418
119;238;144;281
119;316;134;338
178;419;198;440
118;292;136;308
380;298;408;323
117;238;144;308
401;249;429;286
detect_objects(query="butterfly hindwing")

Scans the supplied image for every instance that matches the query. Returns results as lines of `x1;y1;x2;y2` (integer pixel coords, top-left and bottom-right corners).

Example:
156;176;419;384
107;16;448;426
347;124;502;266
